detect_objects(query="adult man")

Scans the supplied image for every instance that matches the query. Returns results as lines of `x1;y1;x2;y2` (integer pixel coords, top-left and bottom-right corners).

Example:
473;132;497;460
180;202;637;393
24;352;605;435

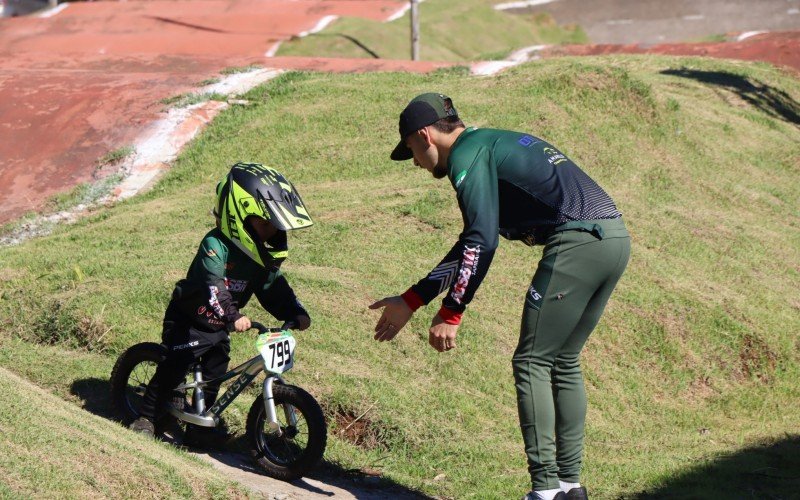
369;93;630;500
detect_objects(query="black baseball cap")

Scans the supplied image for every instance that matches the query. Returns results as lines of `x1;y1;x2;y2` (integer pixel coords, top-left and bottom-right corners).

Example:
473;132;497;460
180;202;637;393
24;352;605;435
390;93;458;161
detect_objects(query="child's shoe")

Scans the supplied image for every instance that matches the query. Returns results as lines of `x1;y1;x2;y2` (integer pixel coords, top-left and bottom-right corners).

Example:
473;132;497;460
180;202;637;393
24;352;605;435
129;416;155;437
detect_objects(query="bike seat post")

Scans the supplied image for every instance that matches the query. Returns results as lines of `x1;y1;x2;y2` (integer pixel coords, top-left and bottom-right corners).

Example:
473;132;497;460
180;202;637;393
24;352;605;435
192;363;206;414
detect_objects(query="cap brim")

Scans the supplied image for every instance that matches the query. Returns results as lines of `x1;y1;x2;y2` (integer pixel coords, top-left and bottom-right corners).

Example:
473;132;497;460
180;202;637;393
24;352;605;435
390;140;413;161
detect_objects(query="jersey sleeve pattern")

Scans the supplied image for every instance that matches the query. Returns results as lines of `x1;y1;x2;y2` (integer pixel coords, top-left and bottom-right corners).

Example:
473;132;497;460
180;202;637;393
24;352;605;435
197;236;244;325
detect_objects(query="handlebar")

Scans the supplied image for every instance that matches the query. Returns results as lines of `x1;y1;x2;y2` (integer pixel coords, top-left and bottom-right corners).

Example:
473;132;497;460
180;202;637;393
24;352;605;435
249;321;295;334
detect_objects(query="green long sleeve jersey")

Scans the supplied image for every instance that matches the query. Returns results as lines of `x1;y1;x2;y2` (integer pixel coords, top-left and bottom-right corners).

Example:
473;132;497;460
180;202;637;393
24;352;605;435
170;228;307;332
409;127;620;314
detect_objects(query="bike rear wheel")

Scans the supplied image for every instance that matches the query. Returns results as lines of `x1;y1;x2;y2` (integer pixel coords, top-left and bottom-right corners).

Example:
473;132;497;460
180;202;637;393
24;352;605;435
246;384;327;481
109;342;166;423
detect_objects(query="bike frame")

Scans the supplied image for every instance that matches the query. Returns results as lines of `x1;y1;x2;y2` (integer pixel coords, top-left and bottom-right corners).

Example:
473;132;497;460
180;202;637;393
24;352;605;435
167;323;293;435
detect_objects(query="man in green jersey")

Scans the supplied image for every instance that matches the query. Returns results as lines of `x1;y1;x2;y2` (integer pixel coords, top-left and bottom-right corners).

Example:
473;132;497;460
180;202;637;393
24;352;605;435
130;162;313;445
370;93;630;500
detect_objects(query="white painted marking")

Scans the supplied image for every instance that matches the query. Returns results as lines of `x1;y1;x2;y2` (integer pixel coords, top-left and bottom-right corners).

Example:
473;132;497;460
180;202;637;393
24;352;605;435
471;61;518;76
264;42;282;58
470;44;549;76
606;19;634;25
507;44;549;62
788;8;799;14
38;2;69;18
200;68;283;96
115;69;284;200
682;14;705;21
385;0;428;22
494;0;557;11
736;30;768;41
297;15;337;37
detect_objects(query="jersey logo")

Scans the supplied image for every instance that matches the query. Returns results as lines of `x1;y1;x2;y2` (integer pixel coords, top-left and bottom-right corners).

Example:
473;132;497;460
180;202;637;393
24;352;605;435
518;135;540;147
224;278;248;293
543;146;568;165
451;245;480;305
427;260;459;294
454;170;468;188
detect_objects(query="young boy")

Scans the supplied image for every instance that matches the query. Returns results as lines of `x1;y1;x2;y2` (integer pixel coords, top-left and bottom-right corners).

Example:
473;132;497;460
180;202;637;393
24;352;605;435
130;162;314;443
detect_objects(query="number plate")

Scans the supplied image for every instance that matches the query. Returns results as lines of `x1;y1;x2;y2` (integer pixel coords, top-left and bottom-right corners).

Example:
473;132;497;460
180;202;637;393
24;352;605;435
256;331;296;374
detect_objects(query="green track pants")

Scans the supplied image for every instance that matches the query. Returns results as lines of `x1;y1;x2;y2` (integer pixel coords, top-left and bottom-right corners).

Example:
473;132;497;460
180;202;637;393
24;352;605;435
512;217;630;491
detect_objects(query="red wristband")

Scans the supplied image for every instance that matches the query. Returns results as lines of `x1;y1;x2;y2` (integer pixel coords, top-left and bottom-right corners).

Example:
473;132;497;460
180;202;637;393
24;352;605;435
437;306;463;325
400;289;424;312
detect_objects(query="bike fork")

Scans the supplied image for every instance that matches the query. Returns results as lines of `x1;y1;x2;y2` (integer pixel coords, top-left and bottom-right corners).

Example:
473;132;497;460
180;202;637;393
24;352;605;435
263;376;298;437
193;365;206;415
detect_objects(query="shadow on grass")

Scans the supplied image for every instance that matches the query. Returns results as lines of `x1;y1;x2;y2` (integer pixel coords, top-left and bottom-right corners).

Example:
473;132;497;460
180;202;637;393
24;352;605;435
661;68;800;125
71;377;430;499
630;434;800;499
71;376;116;419
304;33;381;59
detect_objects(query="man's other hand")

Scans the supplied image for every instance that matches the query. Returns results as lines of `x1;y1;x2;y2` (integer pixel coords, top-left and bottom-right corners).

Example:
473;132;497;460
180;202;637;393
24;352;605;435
429;314;458;352
369;296;413;342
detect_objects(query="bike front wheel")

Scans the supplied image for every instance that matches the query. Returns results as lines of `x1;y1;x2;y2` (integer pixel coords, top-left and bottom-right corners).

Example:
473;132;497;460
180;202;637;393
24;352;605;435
246;383;327;481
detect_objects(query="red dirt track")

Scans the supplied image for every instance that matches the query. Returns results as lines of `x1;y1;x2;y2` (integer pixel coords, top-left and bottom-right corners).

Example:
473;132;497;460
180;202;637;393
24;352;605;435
1;2;799;225
0;0;446;224
544;31;800;75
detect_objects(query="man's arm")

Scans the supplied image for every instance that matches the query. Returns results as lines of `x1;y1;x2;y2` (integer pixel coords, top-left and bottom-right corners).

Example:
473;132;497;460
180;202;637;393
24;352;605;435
403;148;499;325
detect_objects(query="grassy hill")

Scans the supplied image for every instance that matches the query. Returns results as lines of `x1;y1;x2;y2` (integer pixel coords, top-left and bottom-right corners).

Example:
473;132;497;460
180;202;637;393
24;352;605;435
275;0;586;61
0;365;247;498
1;56;799;499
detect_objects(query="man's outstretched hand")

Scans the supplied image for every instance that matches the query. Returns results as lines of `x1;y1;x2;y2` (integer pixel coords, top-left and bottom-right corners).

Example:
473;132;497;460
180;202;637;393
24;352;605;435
369;296;413;342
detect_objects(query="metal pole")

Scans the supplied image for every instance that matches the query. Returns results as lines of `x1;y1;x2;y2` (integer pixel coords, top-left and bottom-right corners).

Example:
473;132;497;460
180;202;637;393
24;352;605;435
410;0;420;61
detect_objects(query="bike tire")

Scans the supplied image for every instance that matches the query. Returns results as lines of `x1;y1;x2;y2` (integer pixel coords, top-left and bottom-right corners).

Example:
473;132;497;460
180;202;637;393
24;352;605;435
246;384;327;481
109;342;166;423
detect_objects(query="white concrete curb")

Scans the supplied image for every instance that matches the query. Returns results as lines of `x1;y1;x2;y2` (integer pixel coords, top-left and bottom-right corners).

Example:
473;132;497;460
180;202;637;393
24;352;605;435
385;0;427;23
1;68;284;246
494;0;556;12
265;15;338;57
736;31;768;42
470;44;549;76
113;68;284;201
37;2;69;18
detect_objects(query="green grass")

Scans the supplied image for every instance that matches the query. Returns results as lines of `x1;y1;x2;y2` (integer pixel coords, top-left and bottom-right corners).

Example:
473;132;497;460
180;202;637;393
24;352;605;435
45;173;124;213
97;145;135;167
160;92;229;110
276;1;586;61
1;55;799;498
0;361;248;498
220;65;264;75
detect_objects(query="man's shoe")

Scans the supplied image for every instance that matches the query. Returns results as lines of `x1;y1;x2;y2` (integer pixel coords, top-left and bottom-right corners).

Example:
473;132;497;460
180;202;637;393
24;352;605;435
129;416;155;437
565;487;588;500
523;492;567;500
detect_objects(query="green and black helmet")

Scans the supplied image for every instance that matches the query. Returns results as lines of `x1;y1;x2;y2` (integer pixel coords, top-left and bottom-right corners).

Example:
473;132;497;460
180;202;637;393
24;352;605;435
215;162;313;269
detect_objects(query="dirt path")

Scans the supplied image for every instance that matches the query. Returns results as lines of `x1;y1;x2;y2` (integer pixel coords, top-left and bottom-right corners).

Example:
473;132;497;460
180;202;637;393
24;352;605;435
193;450;425;499
542;31;800;76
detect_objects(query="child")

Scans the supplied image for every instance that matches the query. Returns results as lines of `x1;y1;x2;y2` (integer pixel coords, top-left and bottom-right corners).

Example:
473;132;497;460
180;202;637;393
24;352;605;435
130;162;313;444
